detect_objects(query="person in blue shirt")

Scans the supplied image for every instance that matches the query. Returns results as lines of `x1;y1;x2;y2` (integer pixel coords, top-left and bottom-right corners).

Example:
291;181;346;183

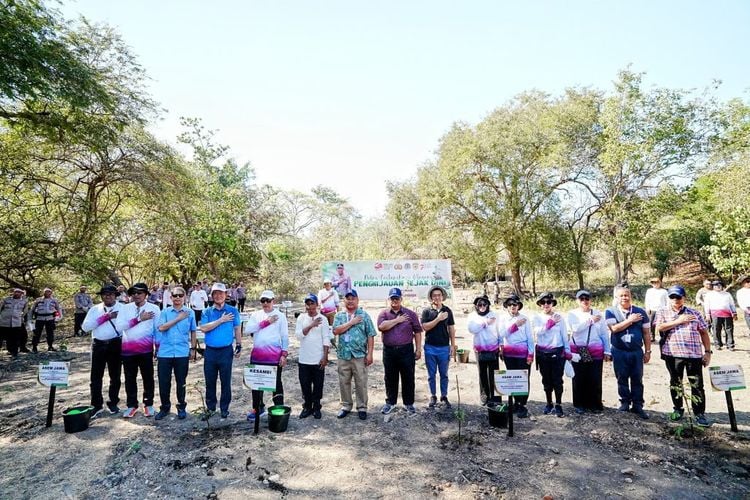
199;282;242;420
605;286;652;419
154;287;197;420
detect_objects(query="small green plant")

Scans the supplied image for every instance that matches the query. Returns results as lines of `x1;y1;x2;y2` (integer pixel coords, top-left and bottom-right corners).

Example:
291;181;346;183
671;375;704;439
454;375;466;444
190;381;211;434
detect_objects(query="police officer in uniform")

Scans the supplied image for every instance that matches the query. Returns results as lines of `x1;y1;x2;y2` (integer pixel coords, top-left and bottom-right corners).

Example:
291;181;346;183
74;285;93;337
31;287;62;352
0;288;29;357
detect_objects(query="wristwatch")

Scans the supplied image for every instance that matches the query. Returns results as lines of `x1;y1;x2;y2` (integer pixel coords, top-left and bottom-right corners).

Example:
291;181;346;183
706;350;713;354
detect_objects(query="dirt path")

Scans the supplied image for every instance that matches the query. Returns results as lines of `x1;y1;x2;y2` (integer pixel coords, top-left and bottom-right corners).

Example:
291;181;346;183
1;291;748;499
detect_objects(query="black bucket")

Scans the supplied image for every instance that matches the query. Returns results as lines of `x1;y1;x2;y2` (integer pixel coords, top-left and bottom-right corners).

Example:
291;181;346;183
62;405;94;433
487;399;508;429
267;405;291;433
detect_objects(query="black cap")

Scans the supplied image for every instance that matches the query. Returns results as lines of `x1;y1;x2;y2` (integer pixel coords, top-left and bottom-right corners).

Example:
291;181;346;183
127;282;149;295
98;284;118;295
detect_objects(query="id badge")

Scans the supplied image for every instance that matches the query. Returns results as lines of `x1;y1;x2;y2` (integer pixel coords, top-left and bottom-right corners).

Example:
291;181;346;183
344;334;351;343
622;333;632;344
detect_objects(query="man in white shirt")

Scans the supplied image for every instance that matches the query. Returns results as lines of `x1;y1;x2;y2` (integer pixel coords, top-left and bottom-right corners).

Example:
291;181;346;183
161;282;172;309
318;279;339;326
736;276;750;333
295;293;330;419
119;283;159;418
644;278;669;341
189;283;208;323
82;285;125;417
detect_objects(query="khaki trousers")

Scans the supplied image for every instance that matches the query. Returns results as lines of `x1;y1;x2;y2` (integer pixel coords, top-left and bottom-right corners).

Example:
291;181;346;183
338;357;368;411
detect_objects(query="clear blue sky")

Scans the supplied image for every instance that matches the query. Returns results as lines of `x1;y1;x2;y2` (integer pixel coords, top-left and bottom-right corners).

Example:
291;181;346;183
61;0;749;216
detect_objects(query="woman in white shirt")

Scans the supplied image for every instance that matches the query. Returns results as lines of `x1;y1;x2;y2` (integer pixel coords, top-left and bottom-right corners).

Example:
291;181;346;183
567;290;611;414
532;292;571;417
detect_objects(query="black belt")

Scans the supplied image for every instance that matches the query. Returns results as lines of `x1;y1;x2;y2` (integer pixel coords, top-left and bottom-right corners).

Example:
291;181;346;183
93;338;122;344
384;343;413;349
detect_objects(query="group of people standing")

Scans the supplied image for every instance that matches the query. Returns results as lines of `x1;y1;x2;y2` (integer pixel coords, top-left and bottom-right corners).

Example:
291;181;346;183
0;274;745;429
470;281;719;426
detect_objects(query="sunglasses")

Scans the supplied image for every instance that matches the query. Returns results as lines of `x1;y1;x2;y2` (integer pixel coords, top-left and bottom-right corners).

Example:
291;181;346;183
669;295;684;300
506;302;518;307
172;293;185;298
539;300;554;305
260;298;272;303
477;302;489;307
389;297;401;301
578;296;591;301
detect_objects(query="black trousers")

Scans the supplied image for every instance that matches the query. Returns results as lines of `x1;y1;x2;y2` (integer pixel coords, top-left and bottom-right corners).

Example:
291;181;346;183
298;363;325;410
383;344;416;405
537;350;565;404
572;359;604;410
0;326;25;356
503;356;531;406
122;353;155;408
712;317;735;349
237;298;246;312
74;312;86;336
252;363;284;410
193;309;202;324
33;319;55;347
664;355;706;415
477;352;500;403
157;357;189;411
90;338;122;409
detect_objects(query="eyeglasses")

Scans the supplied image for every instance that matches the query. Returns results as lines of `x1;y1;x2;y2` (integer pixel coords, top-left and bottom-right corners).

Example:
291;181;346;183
172;294;185;298
260;298;272;303
539;300;554;305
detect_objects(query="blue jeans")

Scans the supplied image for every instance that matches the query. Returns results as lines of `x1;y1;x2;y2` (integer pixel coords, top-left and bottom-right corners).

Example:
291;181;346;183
204;345;234;413
611;347;644;409
424;344;450;398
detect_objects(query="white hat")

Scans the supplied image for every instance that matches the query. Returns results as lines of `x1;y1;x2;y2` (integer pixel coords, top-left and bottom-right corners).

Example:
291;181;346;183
210;283;227;293
260;290;275;300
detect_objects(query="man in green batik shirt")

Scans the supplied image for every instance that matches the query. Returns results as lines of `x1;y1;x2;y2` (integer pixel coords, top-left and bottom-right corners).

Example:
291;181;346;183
332;290;375;420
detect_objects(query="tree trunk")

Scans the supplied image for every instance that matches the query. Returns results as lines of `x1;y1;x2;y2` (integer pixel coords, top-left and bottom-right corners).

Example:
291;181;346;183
612;249;622;284
510;258;523;297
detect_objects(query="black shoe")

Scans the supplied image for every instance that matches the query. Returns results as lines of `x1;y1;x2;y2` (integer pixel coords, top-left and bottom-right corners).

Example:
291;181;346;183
618;403;630;412
155;409;170;420
47;346;57;352
440;397;452;409
554;405;564;418
428;395;437;408
358;411;367;420
543;404;554;415
517;406;529;418
631;407;649;420
31;346;38;354
91;407;104;419
299;408;312;419
337;409;350;419
313;409;322;419
107;403;120;415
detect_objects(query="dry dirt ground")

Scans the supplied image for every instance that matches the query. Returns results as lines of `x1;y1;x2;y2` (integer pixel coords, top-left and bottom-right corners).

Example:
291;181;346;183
1;289;749;499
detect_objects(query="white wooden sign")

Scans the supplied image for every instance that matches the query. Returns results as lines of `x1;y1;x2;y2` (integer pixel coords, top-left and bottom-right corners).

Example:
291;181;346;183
38;361;70;388
709;365;746;392
243;364;278;392
494;369;529;396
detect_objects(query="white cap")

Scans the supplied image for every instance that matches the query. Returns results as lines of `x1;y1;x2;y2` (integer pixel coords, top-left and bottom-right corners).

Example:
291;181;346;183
210;282;227;294
260;290;275;300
